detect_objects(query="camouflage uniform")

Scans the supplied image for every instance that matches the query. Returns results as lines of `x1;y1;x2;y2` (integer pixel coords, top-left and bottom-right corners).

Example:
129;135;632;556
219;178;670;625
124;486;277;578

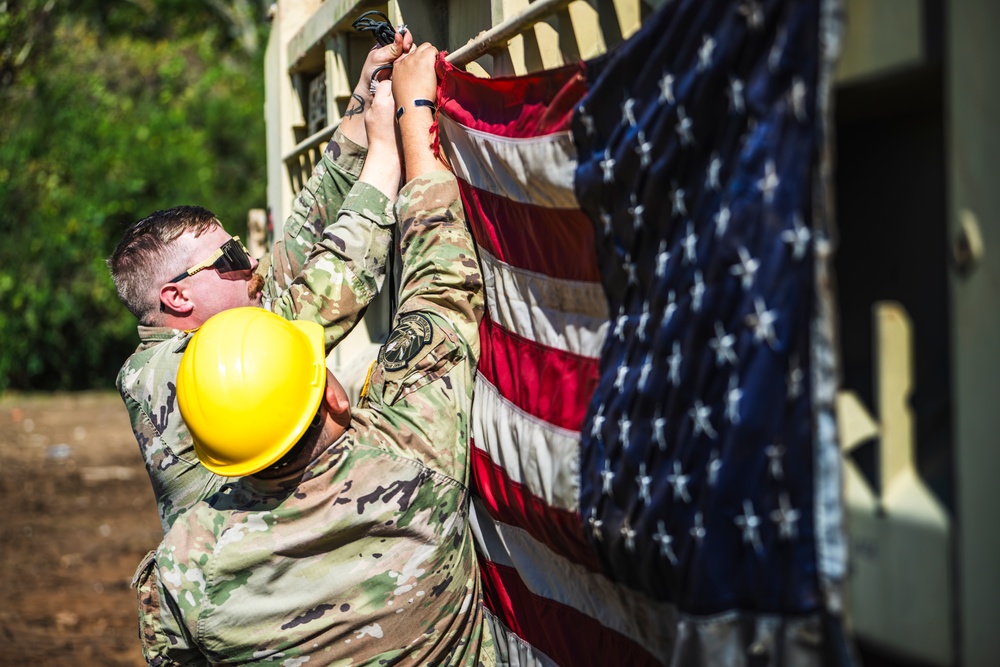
117;129;395;533
134;171;495;667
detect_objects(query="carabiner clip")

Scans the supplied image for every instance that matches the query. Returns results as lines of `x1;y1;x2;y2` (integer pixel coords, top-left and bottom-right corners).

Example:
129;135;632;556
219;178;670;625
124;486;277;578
369;63;393;96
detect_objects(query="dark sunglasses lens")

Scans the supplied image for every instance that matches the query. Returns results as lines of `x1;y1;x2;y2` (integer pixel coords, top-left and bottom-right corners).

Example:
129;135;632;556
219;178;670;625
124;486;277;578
215;239;252;273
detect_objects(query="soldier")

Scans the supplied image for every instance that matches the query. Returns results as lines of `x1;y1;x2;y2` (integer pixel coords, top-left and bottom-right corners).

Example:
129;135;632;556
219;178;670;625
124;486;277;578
134;45;495;666
107;29;413;533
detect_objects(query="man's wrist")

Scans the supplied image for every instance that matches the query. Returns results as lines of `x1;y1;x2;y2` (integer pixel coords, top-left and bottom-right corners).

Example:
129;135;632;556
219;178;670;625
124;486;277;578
395;99;437;121
352;84;373;106
342;90;368;123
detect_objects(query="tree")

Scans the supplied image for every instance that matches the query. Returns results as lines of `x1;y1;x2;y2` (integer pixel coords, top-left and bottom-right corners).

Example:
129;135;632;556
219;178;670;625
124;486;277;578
0;0;58;89
0;1;270;391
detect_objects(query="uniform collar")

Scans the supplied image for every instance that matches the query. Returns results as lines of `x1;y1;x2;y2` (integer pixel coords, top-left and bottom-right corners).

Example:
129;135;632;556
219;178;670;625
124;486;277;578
136;325;196;354
137;324;188;343
243;432;350;496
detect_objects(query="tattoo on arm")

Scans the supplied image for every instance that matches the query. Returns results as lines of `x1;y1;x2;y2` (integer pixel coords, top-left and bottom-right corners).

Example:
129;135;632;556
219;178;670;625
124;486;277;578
345;93;365;119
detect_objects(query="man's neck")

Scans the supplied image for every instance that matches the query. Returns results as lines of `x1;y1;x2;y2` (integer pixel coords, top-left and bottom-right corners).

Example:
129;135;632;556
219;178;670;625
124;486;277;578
157;313;203;331
253;419;347;480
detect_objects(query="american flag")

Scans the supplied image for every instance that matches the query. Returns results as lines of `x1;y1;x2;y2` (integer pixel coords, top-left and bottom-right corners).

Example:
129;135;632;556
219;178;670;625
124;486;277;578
436;0;849;664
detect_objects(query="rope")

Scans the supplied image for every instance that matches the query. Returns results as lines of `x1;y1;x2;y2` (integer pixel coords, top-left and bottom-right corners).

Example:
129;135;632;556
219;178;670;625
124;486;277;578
351;11;396;46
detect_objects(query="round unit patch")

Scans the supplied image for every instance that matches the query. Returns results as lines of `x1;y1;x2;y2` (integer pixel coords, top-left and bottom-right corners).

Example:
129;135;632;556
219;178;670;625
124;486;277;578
380;313;433;371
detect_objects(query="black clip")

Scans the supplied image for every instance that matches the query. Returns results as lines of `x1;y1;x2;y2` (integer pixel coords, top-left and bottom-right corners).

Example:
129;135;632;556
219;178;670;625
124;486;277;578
369;63;394;96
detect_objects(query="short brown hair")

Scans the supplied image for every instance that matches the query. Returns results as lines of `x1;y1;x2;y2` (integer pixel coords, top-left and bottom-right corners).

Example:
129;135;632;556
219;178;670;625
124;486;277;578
108;206;220;324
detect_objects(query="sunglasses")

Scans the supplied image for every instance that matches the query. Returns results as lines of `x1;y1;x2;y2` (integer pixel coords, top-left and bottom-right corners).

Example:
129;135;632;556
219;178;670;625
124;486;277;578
168;236;252;283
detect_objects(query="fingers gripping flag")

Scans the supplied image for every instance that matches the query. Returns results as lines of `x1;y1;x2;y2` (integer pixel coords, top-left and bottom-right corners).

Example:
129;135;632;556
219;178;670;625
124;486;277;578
435;1;849;664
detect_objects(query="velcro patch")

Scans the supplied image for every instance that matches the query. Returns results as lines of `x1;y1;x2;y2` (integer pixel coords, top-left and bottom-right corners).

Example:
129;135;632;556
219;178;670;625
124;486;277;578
379;313;433;371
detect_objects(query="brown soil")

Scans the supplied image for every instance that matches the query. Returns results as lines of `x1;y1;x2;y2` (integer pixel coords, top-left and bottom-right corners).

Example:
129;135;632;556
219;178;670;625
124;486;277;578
0;392;161;667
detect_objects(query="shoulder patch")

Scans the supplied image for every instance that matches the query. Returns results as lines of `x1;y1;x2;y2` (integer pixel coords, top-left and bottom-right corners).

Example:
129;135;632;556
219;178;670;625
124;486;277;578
379;313;433;371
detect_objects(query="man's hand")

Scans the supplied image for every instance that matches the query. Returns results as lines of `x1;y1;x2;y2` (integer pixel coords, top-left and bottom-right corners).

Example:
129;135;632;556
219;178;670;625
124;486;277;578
391;42;438;114
365;80;398;152
341;29;414;147
360;29;414;95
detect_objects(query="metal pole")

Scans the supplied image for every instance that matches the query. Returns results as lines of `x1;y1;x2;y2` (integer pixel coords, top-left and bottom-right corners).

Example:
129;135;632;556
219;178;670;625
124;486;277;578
445;0;575;67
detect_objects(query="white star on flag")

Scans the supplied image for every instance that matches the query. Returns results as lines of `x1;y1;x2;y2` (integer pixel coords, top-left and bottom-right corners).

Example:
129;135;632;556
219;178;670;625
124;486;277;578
735;499;763;555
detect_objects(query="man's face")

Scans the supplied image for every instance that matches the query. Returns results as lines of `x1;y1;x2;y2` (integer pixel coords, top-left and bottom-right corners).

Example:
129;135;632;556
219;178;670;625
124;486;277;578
172;225;263;321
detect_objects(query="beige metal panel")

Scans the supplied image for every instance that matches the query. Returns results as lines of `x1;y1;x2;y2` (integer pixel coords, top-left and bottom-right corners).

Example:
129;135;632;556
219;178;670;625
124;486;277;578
839;304;953;665
324;33;350;127
264;26;288;231
837;0;923;83
947;1;1000;665
246;209;268;259
384;0;448;55
878;306;914;492
445;0;643;76
287;0;369;70
265;0;323;233
491;0;567;74
448;0;493;57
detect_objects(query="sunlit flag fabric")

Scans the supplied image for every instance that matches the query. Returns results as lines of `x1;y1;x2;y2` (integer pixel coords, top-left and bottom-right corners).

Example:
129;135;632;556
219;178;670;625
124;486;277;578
435;0;849;664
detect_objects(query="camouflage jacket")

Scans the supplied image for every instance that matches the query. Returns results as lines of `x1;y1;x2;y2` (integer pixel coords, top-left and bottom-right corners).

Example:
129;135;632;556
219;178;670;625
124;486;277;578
117;129;395;533
135;171;494;667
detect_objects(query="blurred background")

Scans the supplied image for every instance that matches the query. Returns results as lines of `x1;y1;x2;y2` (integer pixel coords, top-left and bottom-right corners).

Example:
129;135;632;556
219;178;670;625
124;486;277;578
1;3;271;664
0;0;269;393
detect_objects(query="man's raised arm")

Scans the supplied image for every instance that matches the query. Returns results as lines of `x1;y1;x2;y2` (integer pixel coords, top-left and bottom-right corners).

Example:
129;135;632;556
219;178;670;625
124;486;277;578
266;31;413;349
267;61;405;349
391;43;483;343
358;46;484;482
263;32;413;349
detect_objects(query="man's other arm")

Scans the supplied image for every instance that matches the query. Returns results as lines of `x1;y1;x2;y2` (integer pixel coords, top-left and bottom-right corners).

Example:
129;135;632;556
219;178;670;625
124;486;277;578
268;30;412;288
134;549;207;667
266;31;412;350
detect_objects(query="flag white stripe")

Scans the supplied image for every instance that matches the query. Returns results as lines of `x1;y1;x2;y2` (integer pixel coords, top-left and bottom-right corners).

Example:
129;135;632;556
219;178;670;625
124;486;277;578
483;609;559;667
472;375;580;513
438;114;579;209
471;499;678;661
480;248;609;358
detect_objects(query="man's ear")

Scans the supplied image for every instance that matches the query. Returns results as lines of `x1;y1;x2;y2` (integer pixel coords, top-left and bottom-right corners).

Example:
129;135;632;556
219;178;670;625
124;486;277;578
159;283;194;316
322;370;352;427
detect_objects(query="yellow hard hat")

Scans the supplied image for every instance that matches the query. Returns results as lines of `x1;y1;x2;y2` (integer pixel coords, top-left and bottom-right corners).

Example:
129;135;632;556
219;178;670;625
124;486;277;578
177;307;326;477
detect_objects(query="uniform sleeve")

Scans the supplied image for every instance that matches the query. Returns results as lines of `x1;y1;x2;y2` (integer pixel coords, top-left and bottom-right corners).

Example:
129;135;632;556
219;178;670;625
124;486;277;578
361;171;484;481
266;181;395;350
393;170;484;354
265;127;396;351
268;127;367;289
117;348;229;534
133;551;206;667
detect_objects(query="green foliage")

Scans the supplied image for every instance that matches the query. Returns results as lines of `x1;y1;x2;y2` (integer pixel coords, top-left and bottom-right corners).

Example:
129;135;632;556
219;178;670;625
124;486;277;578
0;0;58;88
0;2;268;391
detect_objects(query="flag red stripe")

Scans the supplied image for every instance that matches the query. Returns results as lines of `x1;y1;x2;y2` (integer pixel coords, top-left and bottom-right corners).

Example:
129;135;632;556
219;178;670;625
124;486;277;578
461;184;601;282
479;559;663;667
478;315;599;432
471;445;598;571
437;56;586;137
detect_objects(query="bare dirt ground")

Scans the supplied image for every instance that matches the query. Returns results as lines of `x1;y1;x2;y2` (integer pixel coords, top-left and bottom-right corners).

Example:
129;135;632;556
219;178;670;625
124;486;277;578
0;395;912;667
0;391;160;667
